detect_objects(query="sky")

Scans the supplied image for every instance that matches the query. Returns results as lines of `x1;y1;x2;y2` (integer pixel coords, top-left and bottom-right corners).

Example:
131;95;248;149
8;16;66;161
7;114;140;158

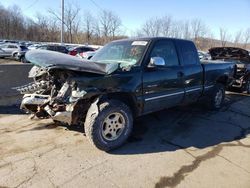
1;0;250;39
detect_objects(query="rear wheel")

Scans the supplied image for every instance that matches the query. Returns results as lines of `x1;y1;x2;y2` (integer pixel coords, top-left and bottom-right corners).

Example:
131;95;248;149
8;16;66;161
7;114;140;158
20;56;27;63
208;84;225;110
84;99;133;151
13;53;18;60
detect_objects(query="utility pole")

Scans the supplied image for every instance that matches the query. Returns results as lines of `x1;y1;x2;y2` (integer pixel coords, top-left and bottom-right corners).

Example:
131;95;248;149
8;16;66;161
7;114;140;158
61;0;64;44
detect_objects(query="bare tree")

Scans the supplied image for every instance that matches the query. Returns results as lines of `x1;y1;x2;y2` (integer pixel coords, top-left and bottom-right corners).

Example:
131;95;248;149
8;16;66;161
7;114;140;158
99;10;122;42
140;17;162;37
182;20;191;39
170;20;183;38
190;19;208;49
110;13;122;38
48;4;80;43
233;30;242;47
161;15;172;37
83;11;94;43
243;28;250;49
219;28;230;47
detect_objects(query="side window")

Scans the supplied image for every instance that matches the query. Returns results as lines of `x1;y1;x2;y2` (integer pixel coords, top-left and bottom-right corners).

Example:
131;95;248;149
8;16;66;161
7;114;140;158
39;46;47;50
8;45;18;49
150;40;179;66
179;41;198;65
1;45;7;48
47;46;54;51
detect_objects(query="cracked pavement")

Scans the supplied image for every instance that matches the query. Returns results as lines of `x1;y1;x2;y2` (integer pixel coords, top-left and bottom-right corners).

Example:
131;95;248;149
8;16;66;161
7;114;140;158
0;91;250;188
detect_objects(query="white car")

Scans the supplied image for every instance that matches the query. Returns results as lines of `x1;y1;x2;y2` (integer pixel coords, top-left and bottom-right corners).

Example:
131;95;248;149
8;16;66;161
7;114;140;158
0;43;28;59
0;43;29;62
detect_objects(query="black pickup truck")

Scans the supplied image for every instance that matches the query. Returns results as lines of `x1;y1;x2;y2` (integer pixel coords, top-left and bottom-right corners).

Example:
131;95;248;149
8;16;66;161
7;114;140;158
18;37;236;151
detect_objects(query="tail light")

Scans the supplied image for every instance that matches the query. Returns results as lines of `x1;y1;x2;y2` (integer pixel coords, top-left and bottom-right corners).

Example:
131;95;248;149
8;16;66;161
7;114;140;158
69;50;77;56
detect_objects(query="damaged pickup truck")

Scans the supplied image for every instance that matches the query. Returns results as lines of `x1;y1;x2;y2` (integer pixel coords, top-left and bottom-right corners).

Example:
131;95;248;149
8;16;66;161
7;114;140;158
209;47;250;93
17;37;236;151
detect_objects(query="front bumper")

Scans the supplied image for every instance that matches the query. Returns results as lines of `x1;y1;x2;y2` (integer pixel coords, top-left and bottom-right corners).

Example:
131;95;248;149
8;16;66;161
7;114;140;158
21;94;73;125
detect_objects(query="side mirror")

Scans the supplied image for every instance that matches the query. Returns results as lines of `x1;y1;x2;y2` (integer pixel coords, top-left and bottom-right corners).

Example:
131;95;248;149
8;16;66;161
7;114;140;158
149;57;165;67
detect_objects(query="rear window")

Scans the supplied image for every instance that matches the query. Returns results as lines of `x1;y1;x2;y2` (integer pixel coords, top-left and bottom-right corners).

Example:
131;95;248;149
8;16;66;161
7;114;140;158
178;41;199;65
47;46;56;51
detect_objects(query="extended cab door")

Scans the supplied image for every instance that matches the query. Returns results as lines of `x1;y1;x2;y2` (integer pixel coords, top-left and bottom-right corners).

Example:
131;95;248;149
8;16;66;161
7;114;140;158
142;39;184;114
175;40;203;103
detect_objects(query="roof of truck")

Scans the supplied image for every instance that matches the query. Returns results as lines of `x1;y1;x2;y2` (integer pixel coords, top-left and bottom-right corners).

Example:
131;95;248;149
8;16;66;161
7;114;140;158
113;37;193;43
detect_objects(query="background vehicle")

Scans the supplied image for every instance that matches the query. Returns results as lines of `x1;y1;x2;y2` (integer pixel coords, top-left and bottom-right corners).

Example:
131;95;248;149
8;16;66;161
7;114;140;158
78;50;97;59
198;50;211;60
68;46;96;56
209;47;250;93
0;43;29;61
18;37;236;151
37;44;69;54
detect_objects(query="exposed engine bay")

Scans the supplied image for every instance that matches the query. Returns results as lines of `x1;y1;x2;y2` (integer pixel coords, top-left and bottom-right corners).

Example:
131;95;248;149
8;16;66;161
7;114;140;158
16;49;123;125
17;66;88;125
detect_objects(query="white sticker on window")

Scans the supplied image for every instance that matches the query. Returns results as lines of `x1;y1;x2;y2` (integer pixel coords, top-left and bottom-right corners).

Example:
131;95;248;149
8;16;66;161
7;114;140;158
132;41;148;46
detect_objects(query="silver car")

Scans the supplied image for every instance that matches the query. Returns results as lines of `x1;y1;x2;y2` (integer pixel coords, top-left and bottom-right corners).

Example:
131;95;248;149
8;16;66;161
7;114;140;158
0;43;28;61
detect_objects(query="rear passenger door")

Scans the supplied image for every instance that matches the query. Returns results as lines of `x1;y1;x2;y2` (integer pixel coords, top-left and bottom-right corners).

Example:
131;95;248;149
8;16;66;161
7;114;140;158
143;39;184;114
175;40;203;103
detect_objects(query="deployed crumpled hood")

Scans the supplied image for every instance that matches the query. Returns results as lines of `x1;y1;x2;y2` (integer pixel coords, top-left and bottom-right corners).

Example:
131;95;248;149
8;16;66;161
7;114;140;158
25;50;118;75
209;47;250;63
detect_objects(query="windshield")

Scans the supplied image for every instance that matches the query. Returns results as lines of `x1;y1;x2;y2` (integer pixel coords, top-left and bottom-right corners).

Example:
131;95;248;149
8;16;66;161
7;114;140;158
91;40;148;67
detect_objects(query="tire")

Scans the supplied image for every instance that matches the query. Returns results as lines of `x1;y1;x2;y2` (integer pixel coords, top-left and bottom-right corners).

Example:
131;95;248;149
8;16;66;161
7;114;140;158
84;99;133;151
20;56;27;63
208;83;225;110
13;53;18;60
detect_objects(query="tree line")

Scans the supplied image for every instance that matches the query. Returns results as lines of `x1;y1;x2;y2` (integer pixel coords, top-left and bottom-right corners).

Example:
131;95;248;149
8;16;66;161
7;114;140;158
0;4;125;45
0;3;250;50
136;16;250;50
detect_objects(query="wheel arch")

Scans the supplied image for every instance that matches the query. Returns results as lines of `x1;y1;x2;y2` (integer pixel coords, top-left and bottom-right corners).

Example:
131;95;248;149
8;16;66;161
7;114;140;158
216;74;229;86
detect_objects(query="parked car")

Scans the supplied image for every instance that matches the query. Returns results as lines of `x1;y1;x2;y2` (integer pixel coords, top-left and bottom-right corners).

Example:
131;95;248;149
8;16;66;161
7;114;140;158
2;40;17;43
209;47;250;93
18;37;236;151
68;46;96;56
198;51;211;60
0;43;29;62
37;44;69;54
28;44;41;50
79;51;97;59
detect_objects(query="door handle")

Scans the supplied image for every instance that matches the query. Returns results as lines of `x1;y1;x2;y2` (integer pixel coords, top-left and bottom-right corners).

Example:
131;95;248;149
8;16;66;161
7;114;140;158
177;71;184;78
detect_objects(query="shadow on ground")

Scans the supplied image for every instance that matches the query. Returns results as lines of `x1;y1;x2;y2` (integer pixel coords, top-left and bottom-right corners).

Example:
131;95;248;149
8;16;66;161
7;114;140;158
2;92;250;155
112;92;250;155
0;105;24;114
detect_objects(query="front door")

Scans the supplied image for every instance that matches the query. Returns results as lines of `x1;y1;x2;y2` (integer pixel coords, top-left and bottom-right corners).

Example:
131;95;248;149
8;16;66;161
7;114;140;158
142;39;184;114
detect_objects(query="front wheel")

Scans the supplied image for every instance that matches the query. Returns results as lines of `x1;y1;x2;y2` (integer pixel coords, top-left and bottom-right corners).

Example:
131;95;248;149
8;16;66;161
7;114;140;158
84;99;133;151
20;56;27;63
208;84;225;110
13;53;18;60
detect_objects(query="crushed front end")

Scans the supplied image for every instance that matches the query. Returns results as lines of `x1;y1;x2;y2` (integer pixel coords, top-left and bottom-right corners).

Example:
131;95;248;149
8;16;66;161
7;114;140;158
17;66;94;126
